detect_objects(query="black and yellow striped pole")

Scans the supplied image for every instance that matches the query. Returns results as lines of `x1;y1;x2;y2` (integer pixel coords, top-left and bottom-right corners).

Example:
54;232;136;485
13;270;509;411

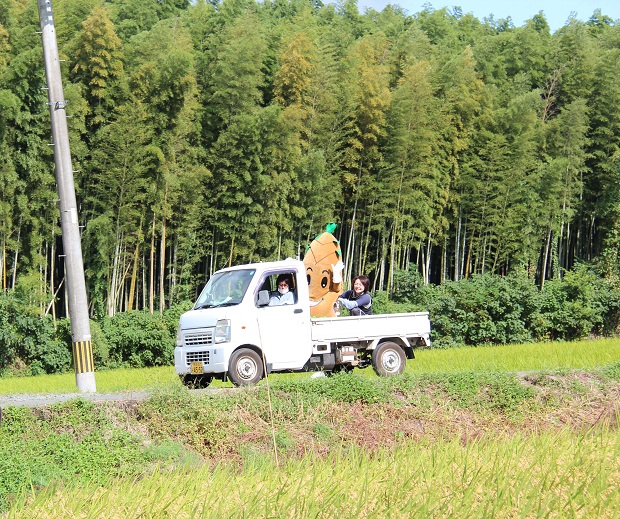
38;0;96;392
72;341;95;374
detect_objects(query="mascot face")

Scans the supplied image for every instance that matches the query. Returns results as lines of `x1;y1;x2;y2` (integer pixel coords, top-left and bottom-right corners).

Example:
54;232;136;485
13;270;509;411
303;229;344;317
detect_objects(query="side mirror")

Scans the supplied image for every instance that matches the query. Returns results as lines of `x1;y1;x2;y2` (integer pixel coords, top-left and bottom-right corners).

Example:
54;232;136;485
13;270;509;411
257;290;270;306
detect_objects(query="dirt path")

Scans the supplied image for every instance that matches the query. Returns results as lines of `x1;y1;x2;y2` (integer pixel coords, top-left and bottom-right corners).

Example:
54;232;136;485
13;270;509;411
0;391;152;409
0;387;223;409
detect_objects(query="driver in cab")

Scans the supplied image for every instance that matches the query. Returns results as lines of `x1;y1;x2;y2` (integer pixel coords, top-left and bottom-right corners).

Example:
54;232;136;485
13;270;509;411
268;274;295;306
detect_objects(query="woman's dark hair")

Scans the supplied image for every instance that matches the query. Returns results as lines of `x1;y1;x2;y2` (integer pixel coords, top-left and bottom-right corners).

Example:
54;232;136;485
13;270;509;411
276;274;292;287
352;275;370;293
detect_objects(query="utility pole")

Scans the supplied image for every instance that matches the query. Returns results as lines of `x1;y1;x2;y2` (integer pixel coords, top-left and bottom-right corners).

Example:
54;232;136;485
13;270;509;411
37;0;96;392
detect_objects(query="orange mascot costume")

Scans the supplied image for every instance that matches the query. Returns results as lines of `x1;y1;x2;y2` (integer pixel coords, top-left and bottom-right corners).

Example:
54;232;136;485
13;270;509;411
303;223;345;317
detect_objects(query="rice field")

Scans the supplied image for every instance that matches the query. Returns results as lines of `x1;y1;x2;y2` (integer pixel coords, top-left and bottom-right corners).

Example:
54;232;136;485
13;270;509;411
410;337;620;374
1;338;619;395
6;426;620;518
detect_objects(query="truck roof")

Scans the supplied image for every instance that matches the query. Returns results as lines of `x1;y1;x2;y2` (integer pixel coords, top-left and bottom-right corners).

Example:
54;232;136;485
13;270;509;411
217;258;305;273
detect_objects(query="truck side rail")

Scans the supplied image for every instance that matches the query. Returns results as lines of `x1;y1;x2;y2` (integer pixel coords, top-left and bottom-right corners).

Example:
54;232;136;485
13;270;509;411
310;312;431;345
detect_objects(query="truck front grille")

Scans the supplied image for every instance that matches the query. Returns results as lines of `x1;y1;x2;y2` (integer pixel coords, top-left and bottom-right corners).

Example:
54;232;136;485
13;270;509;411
186;351;210;365
184;331;214;347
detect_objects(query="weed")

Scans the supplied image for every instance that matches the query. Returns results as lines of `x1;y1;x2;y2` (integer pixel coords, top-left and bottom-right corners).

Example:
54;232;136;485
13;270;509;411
275;428;293;451
417;371;535;414
601;360;620;381
273;372;392;404
312;423;333;440
0;399;158;513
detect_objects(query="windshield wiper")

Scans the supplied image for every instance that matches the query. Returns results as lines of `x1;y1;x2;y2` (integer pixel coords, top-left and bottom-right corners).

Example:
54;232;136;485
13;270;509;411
194;301;239;310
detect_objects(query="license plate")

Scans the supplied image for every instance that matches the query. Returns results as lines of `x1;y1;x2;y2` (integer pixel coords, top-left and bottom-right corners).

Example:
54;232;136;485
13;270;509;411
190;361;203;374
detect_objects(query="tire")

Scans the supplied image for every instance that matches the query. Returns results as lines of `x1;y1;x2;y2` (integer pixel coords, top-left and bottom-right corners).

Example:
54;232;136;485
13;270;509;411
228;348;264;386
180;374;213;389
371;341;406;377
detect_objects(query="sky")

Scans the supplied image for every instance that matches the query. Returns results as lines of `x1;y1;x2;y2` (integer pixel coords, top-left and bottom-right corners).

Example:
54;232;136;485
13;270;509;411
358;0;620;32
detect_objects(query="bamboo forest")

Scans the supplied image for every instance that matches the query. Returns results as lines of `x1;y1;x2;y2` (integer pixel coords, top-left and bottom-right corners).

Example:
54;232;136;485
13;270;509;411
1;0;619;319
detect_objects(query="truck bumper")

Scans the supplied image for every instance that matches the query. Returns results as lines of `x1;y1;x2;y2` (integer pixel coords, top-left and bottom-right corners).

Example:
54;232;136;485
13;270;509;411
174;346;228;375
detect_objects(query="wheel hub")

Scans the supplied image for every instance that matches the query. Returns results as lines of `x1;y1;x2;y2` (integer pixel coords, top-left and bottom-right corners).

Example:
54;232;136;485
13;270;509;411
237;358;257;379
382;351;401;373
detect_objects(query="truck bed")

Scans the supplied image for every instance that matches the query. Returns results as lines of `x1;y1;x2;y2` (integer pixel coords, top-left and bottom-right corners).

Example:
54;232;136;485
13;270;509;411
310;312;431;345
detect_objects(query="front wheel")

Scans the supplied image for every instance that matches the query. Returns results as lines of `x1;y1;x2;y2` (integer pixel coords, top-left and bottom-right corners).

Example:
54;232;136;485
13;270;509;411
371;341;406;377
180;374;213;389
228;348;264;387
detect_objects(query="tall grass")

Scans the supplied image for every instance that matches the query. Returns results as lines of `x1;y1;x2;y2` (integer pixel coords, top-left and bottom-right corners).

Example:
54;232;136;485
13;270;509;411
2;338;620;395
7;425;620;518
409;338;620;374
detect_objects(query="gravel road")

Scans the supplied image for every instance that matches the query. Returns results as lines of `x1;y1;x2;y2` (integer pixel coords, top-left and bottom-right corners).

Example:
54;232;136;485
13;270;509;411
0;391;152;409
0;387;227;411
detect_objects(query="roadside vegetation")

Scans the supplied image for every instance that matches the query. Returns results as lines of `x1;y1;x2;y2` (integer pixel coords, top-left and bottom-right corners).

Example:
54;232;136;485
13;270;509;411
2;343;620;517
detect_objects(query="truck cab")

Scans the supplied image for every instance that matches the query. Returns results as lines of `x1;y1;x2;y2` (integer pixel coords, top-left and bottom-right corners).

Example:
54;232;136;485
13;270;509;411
175;259;312;387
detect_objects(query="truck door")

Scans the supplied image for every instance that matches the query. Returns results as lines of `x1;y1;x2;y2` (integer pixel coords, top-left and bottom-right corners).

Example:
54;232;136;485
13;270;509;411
256;270;312;369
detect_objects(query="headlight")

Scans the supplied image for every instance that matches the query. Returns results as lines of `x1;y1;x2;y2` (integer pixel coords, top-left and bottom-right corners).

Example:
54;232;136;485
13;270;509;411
214;319;231;344
176;322;183;347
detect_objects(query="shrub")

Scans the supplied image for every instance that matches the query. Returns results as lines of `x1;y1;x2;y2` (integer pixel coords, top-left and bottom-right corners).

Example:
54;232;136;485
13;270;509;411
0;294;71;375
101;311;175;368
392;270;540;347
390;263;620;347
538;264;610;341
55;318;110;368
371;291;421;315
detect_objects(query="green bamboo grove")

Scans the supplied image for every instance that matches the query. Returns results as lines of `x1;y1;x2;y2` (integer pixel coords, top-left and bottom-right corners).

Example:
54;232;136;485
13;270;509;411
0;0;619;318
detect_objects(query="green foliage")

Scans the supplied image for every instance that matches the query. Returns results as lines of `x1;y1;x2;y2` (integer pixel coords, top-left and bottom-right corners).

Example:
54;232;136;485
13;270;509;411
371;290;422;314
272;371;391;404
392;269;537;347
601;360;620;381
0;398;164;512
0;294;70;375
392;263;620;347
101;311;175;368
420;371;535;413
67;4;124;122
2;0;620;344
54;318;110;367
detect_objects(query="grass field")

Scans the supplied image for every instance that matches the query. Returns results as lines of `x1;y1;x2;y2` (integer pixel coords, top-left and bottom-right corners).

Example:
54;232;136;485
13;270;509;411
1;338;619;395
2;338;620;518
6;426;620;518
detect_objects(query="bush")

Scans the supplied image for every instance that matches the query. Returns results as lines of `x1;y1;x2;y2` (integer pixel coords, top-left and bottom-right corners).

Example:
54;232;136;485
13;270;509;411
371;291;422;315
390;263;620;347
538;264;614;341
55;318;110;368
101;310;175;368
392;270;540;347
0;294;71;375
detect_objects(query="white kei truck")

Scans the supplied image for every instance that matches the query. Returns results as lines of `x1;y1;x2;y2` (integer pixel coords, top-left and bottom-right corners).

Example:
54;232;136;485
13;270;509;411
174;259;431;387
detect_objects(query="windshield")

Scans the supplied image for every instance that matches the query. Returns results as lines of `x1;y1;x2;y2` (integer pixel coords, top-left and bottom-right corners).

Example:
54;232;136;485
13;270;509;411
194;269;256;309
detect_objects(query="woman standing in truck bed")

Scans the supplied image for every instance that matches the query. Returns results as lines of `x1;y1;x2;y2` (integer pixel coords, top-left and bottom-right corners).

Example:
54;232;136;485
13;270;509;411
338;275;372;316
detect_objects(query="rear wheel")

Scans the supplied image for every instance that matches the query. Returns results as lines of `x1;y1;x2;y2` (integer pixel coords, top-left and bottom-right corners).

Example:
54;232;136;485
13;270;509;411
228;348;263;386
371;341;406;377
180;374;213;389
